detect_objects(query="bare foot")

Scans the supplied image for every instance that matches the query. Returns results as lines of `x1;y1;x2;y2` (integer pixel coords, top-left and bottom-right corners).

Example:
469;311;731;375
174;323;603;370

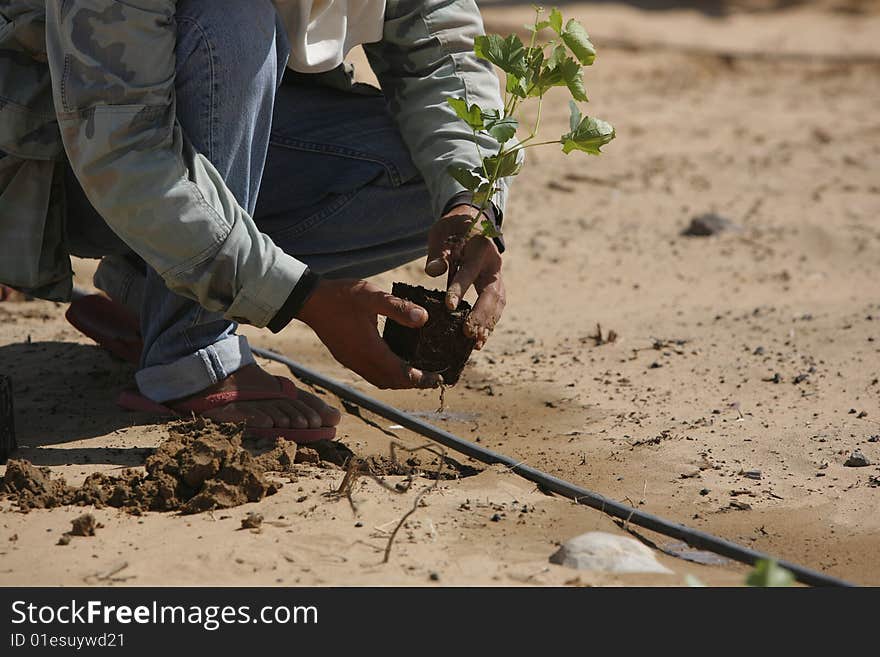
168;364;342;430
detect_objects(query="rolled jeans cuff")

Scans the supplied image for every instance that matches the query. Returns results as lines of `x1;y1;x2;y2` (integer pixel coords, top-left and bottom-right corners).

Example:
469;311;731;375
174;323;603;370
134;334;255;403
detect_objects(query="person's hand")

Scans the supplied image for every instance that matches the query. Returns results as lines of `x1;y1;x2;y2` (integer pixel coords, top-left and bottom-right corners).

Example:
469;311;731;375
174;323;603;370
297;278;441;389
425;205;506;349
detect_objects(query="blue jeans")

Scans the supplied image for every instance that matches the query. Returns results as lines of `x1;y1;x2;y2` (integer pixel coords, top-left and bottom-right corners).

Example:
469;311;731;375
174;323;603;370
65;0;433;402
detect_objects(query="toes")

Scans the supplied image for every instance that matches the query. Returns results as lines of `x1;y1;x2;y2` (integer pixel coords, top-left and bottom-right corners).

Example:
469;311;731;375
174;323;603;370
277;400;309;429
205;404;274;429
261;402;292;429
291;399;323;429
298;390;342;427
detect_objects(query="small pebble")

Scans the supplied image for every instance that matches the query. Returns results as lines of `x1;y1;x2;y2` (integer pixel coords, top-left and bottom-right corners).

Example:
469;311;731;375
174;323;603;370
844;450;871;467
240;512;263;530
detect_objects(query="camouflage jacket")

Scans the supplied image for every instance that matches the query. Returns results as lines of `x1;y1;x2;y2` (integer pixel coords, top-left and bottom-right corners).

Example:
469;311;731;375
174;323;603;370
0;0;506;328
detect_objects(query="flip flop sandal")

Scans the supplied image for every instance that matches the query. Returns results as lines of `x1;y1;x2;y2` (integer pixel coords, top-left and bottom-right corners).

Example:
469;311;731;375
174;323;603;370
68;295;335;444
66;294;143;365
117;376;336;444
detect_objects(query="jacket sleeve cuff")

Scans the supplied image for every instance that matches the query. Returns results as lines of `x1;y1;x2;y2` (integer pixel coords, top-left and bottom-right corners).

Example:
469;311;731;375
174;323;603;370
442;192;506;254
266;267;322;334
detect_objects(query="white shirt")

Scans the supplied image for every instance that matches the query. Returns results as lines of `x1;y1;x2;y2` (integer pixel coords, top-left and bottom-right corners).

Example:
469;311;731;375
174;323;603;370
273;0;386;73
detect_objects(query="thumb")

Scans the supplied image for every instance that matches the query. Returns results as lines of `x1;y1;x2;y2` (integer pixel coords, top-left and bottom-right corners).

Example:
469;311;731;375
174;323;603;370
369;291;428;328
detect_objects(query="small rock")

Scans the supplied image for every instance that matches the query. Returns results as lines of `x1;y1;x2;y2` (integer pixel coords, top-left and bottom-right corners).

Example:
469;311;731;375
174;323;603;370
729;500;752;511
868;435;879;443
742;469;762;480
294;447;321;465
429;572;440;582
70;513;97;537
681;213;739;237
549;532;673;574
844;450;871;467
699;488;711;496
240;512;263;529
57;534;71;546
490;513;502;522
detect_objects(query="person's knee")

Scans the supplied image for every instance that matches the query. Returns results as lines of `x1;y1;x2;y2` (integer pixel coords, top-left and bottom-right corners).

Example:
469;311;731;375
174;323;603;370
175;0;287;90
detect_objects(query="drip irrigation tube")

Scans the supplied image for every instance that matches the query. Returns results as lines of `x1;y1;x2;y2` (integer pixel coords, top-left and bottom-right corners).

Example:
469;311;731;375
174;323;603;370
252;346;853;587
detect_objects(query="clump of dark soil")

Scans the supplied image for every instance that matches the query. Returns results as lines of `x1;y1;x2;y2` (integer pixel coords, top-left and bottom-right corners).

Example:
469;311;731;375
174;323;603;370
70;513;98;536
383;283;476;385
0;419;305;514
240;511;263;529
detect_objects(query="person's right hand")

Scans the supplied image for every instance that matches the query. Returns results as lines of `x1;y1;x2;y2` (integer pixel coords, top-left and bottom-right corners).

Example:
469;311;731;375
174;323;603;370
296;278;442;389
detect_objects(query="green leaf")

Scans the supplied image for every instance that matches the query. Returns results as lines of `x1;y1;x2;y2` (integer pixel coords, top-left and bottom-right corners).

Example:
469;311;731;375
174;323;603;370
506;73;529;99
549;8;563;35
447;97;484;130
448;165;484;192
472;182;495;207
479;217;503;239
568;100;582;133
746;560;795;587
561;111;615;155
483;151;523;178
547;43;567;70
530;47;572;97
561;19;596;66
474;34;527;78
560;58;588;102
483;111;519;143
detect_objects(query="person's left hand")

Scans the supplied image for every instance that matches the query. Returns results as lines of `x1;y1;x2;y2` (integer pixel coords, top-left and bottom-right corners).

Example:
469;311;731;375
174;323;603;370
424;204;506;350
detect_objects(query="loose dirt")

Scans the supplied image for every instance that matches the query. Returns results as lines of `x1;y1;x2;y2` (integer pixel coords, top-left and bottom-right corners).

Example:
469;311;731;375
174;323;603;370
1;419;298;514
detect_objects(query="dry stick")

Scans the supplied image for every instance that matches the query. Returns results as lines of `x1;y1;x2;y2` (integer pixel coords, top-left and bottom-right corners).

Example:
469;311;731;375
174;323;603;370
325;440;448;563
382;442;446;564
382;483;438;564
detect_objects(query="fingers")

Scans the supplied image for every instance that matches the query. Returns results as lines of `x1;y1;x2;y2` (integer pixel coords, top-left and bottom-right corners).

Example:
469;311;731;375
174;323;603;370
425;223;452;277
425;211;477;278
465;278;506;350
425;254;449;278
355;331;442;390
446;238;487;310
365;289;428;328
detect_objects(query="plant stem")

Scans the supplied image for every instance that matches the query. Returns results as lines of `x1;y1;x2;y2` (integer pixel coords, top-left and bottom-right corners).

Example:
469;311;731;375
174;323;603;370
505;139;561;158
531;95;544;138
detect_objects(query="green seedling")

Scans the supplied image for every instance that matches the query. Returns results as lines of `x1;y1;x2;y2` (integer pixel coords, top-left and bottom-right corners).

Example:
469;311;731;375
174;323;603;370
745;559;796;587
447;6;616;238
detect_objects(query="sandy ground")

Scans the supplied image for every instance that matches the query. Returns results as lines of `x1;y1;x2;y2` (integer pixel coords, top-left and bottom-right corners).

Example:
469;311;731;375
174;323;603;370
1;1;879;586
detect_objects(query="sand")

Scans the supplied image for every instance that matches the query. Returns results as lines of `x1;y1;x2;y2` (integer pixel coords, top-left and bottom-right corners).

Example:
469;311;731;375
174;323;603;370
1;1;878;586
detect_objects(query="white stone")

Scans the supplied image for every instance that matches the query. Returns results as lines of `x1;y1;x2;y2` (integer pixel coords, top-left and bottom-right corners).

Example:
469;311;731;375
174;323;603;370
549;531;673;574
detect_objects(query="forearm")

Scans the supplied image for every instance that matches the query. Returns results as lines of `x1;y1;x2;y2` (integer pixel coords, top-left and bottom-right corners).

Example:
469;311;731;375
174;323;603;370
45;0;309;328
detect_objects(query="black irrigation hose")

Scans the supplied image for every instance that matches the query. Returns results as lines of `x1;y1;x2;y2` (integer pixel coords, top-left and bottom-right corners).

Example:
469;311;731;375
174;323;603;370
252;346;854;587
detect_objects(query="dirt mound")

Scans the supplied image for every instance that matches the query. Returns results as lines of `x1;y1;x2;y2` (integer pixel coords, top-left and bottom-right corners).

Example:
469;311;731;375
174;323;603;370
1;419;302;514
